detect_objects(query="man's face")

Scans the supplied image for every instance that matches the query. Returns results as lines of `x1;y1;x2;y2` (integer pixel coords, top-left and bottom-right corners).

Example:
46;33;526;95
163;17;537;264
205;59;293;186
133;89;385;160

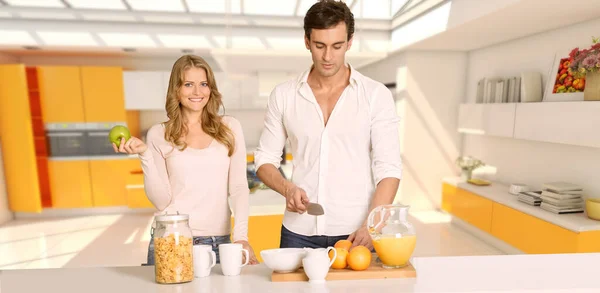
305;21;353;78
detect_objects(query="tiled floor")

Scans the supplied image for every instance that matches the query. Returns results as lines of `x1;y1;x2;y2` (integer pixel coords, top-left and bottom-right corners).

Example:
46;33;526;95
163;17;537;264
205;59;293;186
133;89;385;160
0;209;503;270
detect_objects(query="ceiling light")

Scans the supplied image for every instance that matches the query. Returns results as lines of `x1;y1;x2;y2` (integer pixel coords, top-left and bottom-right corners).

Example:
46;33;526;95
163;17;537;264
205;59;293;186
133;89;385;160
65;0;126;10
157;34;212;49
186;0;241;14
126;0;185;12
98;33;157;48
0;30;37;45
244;0;295;16
37;31;97;46
362;0;391;19
4;0;64;8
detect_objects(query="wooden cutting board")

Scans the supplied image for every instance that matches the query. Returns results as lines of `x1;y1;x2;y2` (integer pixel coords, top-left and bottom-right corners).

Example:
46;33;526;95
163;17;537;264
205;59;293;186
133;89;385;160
271;254;416;282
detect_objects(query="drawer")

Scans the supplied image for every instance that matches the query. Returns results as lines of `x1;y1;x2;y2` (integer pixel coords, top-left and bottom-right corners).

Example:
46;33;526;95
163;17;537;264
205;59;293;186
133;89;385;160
453;189;494;233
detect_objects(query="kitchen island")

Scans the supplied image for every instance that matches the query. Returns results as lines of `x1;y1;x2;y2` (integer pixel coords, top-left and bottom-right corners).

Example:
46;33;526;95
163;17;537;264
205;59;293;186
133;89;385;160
2;253;599;292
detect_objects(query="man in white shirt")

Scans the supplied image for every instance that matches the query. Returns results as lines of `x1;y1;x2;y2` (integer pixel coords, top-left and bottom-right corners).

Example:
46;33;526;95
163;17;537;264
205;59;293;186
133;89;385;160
254;0;402;250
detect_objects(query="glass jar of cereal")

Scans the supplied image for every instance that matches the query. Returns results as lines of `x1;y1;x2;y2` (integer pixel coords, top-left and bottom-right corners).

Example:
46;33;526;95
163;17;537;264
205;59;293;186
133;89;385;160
153;212;194;284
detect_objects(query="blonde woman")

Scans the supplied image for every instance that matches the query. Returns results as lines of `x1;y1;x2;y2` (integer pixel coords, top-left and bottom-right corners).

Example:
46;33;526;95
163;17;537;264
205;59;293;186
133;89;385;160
114;55;258;265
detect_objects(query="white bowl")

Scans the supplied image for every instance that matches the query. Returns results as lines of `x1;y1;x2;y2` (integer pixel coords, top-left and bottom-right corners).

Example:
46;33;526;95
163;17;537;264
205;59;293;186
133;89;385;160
260;248;306;273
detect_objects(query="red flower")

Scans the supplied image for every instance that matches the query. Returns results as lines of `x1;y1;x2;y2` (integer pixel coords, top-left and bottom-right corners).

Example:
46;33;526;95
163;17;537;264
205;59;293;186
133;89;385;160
569;47;580;58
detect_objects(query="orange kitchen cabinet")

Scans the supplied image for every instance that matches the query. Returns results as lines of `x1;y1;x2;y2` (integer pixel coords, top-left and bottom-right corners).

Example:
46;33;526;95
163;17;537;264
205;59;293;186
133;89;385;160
47;160;93;208
89;159;133;207
231;214;284;263
81;67;126;122
452;188;494;233
37;66;85;123
125;160;153;209
441;183;458;214
0;64;42;213
491;203;578;253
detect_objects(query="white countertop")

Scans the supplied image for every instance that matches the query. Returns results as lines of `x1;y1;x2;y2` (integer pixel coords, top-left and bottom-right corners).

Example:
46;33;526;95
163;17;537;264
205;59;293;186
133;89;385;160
2;253;600;292
444;177;600;232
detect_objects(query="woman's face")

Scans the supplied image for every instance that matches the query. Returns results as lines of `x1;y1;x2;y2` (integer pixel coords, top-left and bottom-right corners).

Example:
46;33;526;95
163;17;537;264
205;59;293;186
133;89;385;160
179;67;211;113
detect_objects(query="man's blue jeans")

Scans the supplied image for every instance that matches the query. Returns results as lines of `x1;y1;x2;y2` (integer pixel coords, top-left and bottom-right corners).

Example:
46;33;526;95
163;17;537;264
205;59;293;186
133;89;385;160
279;225;349;249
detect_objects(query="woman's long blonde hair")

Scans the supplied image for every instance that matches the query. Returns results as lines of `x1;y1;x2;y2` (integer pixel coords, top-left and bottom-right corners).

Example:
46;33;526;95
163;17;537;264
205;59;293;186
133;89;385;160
163;55;235;156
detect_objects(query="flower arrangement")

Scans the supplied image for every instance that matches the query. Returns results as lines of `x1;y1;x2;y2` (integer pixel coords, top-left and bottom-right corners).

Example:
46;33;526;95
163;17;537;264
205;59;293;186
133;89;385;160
456;156;485;180
568;36;600;78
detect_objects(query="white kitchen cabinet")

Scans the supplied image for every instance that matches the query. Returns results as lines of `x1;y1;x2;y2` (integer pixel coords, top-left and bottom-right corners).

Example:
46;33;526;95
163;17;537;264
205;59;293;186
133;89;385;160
123;71;166;110
457;103;516;137
514;101;600;148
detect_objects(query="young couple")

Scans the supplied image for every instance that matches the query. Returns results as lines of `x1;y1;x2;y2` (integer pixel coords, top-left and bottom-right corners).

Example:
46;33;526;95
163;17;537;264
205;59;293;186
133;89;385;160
115;0;402;265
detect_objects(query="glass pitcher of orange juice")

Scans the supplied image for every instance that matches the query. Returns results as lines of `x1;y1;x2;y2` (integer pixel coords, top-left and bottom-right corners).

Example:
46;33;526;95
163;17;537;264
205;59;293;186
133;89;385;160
367;204;416;269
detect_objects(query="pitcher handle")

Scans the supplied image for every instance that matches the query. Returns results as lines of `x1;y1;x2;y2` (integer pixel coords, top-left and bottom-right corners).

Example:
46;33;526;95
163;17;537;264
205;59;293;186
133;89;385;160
209;250;217;268
240;248;249;267
368;205;384;232
326;247;337;267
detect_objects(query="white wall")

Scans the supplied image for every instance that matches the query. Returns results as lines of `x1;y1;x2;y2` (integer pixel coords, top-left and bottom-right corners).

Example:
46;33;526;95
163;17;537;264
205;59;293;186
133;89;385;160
0;52;18;64
447;0;522;28
358;53;405;85
463;17;600;196
359;51;467;211
0;142;13;225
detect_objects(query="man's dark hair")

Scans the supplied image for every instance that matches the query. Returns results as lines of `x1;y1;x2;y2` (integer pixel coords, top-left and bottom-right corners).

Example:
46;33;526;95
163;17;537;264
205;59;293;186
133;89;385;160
304;0;355;41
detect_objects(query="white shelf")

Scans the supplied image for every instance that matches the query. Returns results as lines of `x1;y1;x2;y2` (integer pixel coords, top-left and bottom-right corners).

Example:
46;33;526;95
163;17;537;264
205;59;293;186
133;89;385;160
458;101;600;149
443;177;600;233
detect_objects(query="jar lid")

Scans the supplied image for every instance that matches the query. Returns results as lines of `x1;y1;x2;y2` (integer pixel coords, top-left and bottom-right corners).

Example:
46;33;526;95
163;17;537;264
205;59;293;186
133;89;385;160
155;212;189;223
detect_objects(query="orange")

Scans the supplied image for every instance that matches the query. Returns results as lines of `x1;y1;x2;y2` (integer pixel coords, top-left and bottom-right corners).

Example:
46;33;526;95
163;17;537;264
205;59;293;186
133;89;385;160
347;245;371;271
329;247;348;269
334;239;352;251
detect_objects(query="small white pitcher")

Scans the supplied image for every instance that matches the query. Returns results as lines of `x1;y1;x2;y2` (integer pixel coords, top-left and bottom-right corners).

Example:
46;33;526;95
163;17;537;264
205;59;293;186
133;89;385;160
302;247;336;284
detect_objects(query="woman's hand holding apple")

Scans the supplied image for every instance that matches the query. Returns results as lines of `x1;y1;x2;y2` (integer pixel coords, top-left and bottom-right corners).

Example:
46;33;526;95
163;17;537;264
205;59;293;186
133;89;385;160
112;136;148;155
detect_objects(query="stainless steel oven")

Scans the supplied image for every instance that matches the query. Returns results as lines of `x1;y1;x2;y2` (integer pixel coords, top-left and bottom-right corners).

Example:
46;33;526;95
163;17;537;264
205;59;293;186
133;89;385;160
46;123;88;157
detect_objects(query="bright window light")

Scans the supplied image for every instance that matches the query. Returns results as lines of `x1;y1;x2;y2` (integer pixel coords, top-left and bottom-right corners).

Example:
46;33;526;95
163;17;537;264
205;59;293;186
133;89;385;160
157;34;212;49
391;0;409;16
37;31;98;46
0;30;37;45
186;0;241;14
213;36;227;48
391;1;450;50
296;0;318;16
231;36;264;50
126;0;185;12
65;0;126;10
266;37;305;50
98;33;157;47
362;0;391;19
244;0;295;16
5;0;64;8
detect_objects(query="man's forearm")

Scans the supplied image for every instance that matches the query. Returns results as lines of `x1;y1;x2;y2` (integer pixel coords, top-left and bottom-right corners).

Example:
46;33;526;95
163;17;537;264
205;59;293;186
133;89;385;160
362;177;400;226
256;164;292;198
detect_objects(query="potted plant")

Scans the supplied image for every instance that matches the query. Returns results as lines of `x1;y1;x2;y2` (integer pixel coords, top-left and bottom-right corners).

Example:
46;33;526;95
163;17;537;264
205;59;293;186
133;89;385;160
567;36;600;101
456;156;485;181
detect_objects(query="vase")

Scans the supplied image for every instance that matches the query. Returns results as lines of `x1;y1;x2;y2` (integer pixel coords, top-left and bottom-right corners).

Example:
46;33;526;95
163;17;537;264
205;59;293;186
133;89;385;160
584;71;600;101
461;169;473;181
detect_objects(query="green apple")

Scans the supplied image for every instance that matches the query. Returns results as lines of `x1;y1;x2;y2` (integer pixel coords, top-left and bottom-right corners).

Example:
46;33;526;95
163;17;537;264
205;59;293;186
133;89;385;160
109;125;131;148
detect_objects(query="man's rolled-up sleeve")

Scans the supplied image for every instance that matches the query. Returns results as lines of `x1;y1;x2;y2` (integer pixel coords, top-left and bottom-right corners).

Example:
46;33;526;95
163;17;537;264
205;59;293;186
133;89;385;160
370;85;402;185
254;87;287;171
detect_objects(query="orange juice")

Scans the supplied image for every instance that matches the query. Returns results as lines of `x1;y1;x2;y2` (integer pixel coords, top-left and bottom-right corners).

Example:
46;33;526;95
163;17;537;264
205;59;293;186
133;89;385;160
373;235;416;268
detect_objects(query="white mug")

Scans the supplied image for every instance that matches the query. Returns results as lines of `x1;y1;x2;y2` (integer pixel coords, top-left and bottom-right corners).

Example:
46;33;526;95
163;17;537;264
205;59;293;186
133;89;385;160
218;243;249;276
193;245;216;278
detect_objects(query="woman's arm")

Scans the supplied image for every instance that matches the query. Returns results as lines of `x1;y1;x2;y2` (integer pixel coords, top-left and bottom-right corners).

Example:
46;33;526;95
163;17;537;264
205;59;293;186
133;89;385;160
226;117;250;243
139;124;173;210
